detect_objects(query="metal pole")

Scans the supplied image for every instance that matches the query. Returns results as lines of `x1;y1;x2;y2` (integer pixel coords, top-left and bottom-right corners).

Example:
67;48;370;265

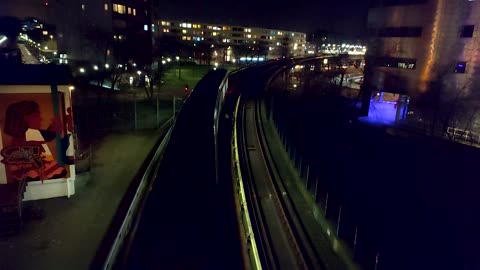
353;226;358;259
173;96;176;118
293;148;296;166
298;157;303;174
324;192;329;216
156;95;160;128
305;166;310;188
336;205;342;237
134;94;137;130
374;252;380;270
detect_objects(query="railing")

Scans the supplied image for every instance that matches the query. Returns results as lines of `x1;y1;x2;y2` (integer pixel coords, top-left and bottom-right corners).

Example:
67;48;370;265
90;116;176;270
231;97;263;270
446;127;480;145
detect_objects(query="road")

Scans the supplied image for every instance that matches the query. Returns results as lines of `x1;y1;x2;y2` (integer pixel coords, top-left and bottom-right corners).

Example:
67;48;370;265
18;44;39;64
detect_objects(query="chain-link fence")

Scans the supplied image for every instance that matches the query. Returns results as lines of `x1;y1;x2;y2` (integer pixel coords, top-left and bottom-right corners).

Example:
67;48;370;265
71;86;182;172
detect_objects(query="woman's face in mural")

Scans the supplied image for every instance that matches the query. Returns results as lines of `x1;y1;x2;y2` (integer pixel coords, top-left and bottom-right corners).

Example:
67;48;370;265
25;110;42;130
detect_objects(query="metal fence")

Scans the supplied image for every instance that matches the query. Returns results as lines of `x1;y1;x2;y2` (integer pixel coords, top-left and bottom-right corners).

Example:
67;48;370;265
71;88;183;172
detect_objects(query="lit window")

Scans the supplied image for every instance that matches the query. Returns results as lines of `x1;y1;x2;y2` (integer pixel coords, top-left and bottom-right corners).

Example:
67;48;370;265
163;29;170;33
187;36;192;40
133;9;136;16
104;3;109;11
107;49;111;55
81;4;86;10
187;23;192;28
182;36;187;40
454;61;467;73
42;30;48;35
144;24;148;31
113;4;126;14
182;29;187;34
246;34;251;38
128;7;132;14
213;32;218;36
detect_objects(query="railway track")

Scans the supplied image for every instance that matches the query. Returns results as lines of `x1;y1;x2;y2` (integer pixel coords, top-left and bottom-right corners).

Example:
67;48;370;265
237;94;323;270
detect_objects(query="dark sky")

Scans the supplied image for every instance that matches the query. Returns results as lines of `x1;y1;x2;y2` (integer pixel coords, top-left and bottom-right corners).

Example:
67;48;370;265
155;0;371;38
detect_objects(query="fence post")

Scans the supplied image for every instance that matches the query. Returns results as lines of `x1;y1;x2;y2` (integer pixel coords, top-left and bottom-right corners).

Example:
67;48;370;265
374;252;380;270
156;95;160;128
173;96;176;118
353;226;358;259
298;157;303;175
134;94;138;130
293;148;297;166
325;192;329;216
305;166;310;188
336;205;342;237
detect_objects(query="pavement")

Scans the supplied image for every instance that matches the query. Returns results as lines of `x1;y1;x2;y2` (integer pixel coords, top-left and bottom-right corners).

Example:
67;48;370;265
0;129;167;270
18;44;39;64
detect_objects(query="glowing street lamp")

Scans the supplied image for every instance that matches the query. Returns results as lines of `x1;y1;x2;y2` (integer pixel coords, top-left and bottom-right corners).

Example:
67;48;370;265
79;67;85;73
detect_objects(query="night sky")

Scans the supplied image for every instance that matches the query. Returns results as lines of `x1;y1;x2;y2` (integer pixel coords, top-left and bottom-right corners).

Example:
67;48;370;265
155;0;372;38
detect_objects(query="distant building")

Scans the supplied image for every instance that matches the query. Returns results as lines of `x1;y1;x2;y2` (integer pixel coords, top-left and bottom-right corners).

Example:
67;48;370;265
366;0;480;96
365;0;480;131
155;19;307;61
0;0;152;66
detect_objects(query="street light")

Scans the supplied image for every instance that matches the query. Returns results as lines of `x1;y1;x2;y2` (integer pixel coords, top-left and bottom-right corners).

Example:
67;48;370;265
176;56;181;79
137;70;142;76
79;67;85;73
93;65;99;71
105;63;110;69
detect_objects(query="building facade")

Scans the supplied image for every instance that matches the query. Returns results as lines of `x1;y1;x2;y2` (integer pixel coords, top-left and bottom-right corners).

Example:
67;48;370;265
367;0;480;97
0;0;152;66
365;0;480;131
155;19;307;60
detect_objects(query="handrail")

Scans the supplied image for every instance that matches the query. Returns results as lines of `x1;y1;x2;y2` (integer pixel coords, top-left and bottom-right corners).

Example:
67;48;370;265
91;116;176;270
232;96;263;270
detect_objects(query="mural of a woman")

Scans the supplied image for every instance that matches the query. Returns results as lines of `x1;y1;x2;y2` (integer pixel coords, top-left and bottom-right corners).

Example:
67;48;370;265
3;100;67;182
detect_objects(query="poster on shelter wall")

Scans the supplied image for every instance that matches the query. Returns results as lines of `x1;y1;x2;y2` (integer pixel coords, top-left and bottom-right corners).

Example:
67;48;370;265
0;89;74;184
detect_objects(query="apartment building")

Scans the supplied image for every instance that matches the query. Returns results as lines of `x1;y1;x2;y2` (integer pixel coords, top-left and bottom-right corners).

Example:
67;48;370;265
156;19;307;60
